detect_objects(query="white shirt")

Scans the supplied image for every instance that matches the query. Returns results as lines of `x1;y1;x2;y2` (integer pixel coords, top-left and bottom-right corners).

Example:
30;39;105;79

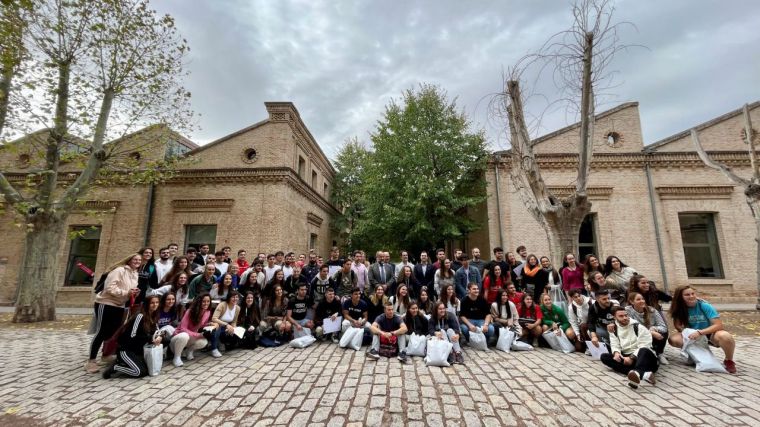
155;259;173;282
281;265;294;280
215;262;229;276
220;305;236;323
395;261;415;274
264;266;280;283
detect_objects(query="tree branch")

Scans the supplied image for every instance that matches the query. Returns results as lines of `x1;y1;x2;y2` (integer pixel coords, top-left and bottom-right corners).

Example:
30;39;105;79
692;128;750;186
576;31;594;194
743;103;759;182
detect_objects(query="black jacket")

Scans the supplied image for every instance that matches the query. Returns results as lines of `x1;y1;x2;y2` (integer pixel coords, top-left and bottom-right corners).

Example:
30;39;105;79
118;313;155;354
404;313;429;336
413;263;436;295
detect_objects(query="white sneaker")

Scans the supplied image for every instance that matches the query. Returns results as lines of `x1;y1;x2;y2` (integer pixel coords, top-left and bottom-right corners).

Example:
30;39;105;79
211;349;222;358
173;357;184;367
585;349;591;356
658;354;669;365
186;350;194;360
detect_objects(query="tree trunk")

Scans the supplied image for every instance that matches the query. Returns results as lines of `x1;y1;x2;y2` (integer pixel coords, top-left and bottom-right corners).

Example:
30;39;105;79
755;216;760;311
543;195;592;268
13;213;67;322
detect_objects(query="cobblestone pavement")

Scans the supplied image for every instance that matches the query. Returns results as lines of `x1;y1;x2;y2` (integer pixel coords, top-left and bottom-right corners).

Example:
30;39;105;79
1;330;759;427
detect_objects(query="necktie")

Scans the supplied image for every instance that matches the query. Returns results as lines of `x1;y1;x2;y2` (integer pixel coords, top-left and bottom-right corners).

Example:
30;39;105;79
380;264;386;283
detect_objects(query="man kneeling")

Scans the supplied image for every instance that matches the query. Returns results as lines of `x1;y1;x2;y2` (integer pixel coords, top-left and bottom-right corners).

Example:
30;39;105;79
600;306;659;389
367;302;408;362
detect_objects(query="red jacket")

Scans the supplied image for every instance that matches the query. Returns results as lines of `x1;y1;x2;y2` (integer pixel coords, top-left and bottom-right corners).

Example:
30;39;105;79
236;260;250;275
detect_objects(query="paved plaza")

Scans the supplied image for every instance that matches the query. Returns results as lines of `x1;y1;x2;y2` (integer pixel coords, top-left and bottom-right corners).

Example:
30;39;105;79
1;329;759;427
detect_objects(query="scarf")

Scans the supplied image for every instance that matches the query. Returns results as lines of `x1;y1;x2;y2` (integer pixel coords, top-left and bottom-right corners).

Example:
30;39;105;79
523;263;541;277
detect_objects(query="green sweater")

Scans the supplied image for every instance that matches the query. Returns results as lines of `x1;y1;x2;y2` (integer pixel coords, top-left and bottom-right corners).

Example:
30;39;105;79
541;304;570;331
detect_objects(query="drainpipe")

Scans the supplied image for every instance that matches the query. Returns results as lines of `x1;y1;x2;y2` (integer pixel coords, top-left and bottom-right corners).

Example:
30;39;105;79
493;156;506;249
143;184;155;247
645;161;669;291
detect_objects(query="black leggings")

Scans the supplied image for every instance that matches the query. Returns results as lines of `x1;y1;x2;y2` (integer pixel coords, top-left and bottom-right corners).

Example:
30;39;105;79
652;335;667;355
89;303;126;360
114;349;148;377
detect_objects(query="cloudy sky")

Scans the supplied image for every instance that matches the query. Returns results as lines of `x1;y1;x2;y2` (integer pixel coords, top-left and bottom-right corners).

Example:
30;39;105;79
154;0;760;157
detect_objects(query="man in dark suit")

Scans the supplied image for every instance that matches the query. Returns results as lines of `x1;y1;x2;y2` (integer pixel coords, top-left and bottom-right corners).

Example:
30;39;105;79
413;251;436;299
369;250;395;295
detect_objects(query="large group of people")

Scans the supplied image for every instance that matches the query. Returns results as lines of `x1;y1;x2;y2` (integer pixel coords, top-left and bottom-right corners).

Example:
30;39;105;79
87;244;738;388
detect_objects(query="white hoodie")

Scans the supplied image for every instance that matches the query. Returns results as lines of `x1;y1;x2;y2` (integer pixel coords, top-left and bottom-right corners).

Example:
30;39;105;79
610;319;653;356
568;295;591;336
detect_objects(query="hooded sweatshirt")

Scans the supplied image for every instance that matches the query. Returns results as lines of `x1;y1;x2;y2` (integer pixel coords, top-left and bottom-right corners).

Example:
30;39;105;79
567;295;591;336
610;319;653;356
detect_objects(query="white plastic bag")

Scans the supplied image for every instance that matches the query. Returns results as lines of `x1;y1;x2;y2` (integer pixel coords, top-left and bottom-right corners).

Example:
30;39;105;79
511;340;534;351
681;328;728;373
469;329;488;351
496;329;515;353
143;343;163;376
406;333;427;357
556;331;575;354
294;327;312;339
424;338;453;367
542;330;561;351
289;335;317;348
339;327;364;351
550;285;568;315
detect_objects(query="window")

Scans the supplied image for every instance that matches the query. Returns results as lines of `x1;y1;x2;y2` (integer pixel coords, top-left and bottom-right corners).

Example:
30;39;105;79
312;170;318;188
679;213;723;278
309;233;318;251
323;183;329;198
165;141;192;159
185;225;217;253
64;226;101;286
298;156;306;178
578;214;598;261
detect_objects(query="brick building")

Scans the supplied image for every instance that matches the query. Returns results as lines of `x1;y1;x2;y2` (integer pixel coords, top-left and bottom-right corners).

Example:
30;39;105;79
0;102;338;307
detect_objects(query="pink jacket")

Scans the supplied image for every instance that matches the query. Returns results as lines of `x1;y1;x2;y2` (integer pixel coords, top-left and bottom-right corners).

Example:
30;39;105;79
175;310;212;339
94;266;138;307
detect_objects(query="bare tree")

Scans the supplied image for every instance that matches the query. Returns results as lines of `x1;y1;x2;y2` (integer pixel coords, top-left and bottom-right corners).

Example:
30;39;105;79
0;0;192;322
498;0;630;266
692;104;760;310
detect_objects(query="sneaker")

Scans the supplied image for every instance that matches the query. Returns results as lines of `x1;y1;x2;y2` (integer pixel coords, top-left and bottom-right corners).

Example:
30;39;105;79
211;349;222;358
366;349;380;360
85;360;100;374
99;355;116;365
455;352;465;365
218;343;226;352
724;359;737;374
447;354;455;365
627;371;640;389
397;351;408;363
102;365;115;379
642;372;656;385
585;349;591;356
315;326;324;338
331;334;340;344
658;354;669;365
186;350;195;361
172;357;184;367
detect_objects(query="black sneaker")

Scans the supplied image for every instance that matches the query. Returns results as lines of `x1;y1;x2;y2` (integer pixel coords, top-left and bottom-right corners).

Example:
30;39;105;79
455;352;465;365
366;349;380;360
447;353;455;365
331;334;340;344
397;351;408;363
102;365;115;379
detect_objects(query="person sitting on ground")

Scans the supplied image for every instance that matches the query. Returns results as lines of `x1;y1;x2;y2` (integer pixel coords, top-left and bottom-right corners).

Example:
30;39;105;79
600;306;659;389
667;285;737;374
517;293;542;345
628;274;671;312
439;284;460;316
238;291;261;349
210;273;233;300
287;283;315;335
540;293;576;343
389;283;412;316
210;291;241;358
367;285;389;322
341;287;369;334
170;292;213;367
491;289;521;338
459;282;494;344
506;282;524;307
367;302;409;362
260;284;291;337
603;256;636;299
588;290;619;349
429;301;464;364
404;302;429;337
102;295;162;379
626;292;669;364
567;289;592;352
314;287;342;342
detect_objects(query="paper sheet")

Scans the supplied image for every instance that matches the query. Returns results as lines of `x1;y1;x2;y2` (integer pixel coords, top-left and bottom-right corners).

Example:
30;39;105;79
585;341;609;360
322;316;343;334
233;326;246;339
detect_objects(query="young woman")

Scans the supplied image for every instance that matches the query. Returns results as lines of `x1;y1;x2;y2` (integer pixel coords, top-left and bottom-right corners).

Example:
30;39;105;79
540;256;561;292
434;259;455;297
170;292;213;368
560;253;585;298
628;274;672;312
238;269;263;306
160;256;193;286
86;253;142;374
522;254;548;302
506;252;521;285
210;273;233;300
585;271;605;300
396;265;420;299
491;289;521;336
667;286;737;373
417;288;434;317
389;283;412;316
626;292;669;363
517;293;543;344
428;301;464;364
210;291;241;357
102;295;162;379
136;247;158;302
483;264;508;304
157;292;179;331
439;284;460;316
227;263;241;288
603;256;636;295
262;269;286;301
404;302;429;337
368;286;389;322
238;291;261;349
540;293;576;342
583;254;604;281
261;284;291;335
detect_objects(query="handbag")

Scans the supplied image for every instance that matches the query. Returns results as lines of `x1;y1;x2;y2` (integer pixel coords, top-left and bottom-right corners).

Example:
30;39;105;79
424;338;453;367
496;329;516;353
406;333;427;357
379;334;398;358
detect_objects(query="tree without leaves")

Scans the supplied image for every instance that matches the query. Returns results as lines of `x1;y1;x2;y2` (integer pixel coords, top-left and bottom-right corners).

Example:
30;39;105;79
352;84;488;256
0;0;193;322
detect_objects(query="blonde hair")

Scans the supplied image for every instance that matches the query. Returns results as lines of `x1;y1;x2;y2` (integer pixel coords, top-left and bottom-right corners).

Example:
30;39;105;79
104;253;142;274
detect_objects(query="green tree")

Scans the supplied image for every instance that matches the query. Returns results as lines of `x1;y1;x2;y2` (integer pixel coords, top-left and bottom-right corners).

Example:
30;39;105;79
330;137;370;251
354;84;488;255
0;0;193;322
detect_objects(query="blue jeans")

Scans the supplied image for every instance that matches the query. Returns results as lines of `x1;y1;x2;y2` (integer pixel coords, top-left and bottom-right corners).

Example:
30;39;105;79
460;319;494;341
210;326;236;350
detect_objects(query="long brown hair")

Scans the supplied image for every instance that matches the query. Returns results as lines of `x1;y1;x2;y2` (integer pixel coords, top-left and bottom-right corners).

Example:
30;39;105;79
163;256;192;284
134;295;160;334
668;285;694;328
628;274;662;311
627;292;651;327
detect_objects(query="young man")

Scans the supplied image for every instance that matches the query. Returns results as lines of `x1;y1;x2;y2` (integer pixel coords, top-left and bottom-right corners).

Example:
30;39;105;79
315;287;342;342
395;251;415;275
197;244;211;265
351;251;370;297
567;289;592;352
600;306;659;389
167;243;179;260
264;254;280;283
454;254;482;299
432;248;446;269
588;290;619;348
470;247;486;276
221;246;232;264
413;251;436;297
287;284;314;333
459;282;494;342
186;247;201;271
369;251;394;294
341;288;369;333
302;252;320;284
367;302;408;362
333;259;358;300
284;266;308;298
326;246;344;277
296;253;306;268
281;252;295;280
236;249;250;273
154;247;173;283
274;251;285;267
451;249;463;272
214;250;229;275
483;247;508;280
506;283;524;307
310;265;335;308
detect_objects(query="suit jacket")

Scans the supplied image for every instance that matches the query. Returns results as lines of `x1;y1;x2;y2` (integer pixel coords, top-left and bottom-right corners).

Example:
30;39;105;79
368;262;395;292
413;263;436;295
454;265;482;300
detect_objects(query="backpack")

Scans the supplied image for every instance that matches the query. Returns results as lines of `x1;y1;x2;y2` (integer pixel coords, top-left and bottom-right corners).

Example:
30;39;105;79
612;323;639;338
94;272;108;294
379;334;398;358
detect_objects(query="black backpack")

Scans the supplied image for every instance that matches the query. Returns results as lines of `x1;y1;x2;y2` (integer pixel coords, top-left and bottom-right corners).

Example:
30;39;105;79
613;323;639;338
93;272;108;294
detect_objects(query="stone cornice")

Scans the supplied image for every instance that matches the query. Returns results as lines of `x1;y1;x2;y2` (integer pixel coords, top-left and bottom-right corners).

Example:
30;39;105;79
655;185;735;200
73;200;120;212
546;186;614;200
491;151;755;170
307;212;324;227
171;199;234;212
